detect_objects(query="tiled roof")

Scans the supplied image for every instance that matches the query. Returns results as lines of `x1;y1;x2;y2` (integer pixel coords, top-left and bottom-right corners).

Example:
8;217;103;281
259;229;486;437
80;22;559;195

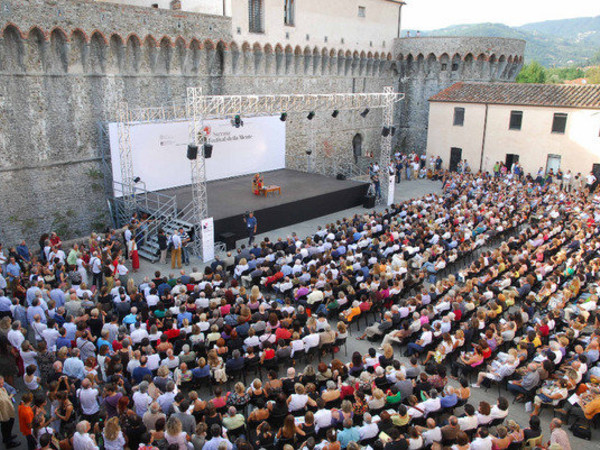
429;82;600;109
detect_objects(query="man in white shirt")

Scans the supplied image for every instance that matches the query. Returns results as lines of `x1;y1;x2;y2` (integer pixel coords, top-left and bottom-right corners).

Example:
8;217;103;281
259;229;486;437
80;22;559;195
417;418;443;446
457;404;479;431
470;427;493;450
421;390;442;416
8;321;25;349
359;413;379;440
90;252;103;288
133;381;153;417
77;379;100;421
42;319;60;351
490;397;509;420
314;399;333;431
586;171;597;195
130;323;149;345
73;420;99;450
302;331;320;350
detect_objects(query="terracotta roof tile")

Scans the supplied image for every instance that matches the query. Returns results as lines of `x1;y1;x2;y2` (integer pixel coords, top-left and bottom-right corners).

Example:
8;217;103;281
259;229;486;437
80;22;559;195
429;82;600;109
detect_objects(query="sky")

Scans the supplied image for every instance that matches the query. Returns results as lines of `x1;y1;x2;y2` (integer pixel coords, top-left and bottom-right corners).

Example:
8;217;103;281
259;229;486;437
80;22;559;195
403;0;600;30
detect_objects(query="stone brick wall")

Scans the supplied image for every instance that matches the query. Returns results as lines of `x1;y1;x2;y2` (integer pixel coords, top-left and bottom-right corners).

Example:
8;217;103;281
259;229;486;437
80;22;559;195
0;1;524;245
394;37;526;154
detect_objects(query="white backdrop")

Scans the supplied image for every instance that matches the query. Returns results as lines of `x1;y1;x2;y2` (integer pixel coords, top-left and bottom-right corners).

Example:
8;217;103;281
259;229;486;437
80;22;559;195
109;116;286;194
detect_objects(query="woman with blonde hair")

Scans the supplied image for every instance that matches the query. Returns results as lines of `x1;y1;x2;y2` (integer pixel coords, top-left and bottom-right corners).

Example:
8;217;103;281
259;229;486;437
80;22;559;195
165;416;189;450
507;420;524;443
207;349;227;383
250;285;261;302
227;381;250;407
126;277;137;295
103;416;126;450
336;321;348;340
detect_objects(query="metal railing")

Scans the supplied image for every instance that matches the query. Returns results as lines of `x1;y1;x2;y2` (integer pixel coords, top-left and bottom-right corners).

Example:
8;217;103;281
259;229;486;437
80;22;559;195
287;155;370;180
110;181;178;248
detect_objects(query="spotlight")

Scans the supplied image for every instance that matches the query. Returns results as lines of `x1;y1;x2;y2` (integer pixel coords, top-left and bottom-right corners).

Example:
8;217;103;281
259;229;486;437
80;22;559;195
332;110;339;118
391;126;396;136
306;149;313;155
382;127;390;137
307;111;315;120
133;176;141;183
187;144;198;160
203;143;213;159
233;115;242;128
360;108;370;118
280;113;287;122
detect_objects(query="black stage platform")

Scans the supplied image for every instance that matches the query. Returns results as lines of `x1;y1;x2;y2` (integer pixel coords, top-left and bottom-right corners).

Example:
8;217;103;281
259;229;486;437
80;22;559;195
158;169;369;242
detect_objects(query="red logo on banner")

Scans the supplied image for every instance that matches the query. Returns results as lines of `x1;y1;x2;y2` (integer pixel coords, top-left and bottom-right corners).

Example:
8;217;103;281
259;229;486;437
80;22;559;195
323;140;333;157
203;126;211;136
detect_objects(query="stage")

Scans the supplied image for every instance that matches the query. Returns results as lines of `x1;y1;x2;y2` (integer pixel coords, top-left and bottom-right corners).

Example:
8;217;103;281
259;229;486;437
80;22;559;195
157;169;370;242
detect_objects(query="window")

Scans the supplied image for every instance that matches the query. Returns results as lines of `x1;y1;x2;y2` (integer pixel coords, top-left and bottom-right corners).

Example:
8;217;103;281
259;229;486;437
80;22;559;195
284;0;295;26
249;0;264;33
453;107;465;126
441;63;447;71
509;110;523;130
451;63;459;71
358;6;366;17
552;113;567;134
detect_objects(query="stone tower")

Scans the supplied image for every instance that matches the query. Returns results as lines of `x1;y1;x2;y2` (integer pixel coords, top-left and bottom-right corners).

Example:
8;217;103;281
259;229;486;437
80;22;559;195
394;37;526;154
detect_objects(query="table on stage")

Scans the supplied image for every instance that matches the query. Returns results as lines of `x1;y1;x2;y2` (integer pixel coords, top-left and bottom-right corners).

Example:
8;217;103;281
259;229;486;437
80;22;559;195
263;185;281;197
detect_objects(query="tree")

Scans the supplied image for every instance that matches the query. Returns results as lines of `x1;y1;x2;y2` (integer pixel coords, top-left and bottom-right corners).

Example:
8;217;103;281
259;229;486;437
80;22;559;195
516;61;547;84
586;66;600;84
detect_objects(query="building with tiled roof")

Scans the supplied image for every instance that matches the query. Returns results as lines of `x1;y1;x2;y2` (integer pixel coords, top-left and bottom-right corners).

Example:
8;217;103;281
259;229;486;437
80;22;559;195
426;82;600;177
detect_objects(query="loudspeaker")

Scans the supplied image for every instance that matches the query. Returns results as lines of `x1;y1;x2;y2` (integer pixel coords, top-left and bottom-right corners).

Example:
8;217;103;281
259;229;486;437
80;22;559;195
219;232;236;251
336;174;346;180
363;195;376;208
203;143;213;159
187;144;198;160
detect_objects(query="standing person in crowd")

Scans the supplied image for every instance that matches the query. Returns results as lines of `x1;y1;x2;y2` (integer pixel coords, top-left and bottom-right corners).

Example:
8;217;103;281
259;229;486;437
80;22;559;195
157;228;168;265
171;230;182;270
244;212;258;245
0;376;17;448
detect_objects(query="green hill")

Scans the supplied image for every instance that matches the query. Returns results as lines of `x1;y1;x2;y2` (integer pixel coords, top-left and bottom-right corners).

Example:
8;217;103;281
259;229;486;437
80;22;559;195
409;16;600;67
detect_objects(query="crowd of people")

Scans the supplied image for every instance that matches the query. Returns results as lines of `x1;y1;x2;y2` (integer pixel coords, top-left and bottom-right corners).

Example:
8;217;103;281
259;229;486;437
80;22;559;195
0;164;598;450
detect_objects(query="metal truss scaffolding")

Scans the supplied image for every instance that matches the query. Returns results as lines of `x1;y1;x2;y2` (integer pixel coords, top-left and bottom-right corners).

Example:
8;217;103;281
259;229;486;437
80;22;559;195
115;87;404;258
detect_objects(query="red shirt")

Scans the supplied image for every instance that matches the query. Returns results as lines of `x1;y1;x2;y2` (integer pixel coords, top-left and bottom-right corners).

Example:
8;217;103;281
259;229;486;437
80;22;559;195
18;404;33;436
275;327;291;342
164;328;181;340
453;309;462;321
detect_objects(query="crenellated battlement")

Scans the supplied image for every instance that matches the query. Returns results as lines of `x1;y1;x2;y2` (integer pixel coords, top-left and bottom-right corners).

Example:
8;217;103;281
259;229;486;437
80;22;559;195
0;22;396;78
394;37;525;82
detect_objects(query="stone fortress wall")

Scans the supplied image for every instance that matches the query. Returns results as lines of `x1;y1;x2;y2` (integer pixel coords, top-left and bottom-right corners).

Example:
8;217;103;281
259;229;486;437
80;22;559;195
394;37;526;154
0;0;524;244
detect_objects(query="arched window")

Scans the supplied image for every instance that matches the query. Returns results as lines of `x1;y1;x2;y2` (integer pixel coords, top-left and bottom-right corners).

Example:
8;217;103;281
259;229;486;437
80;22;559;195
353;133;363;162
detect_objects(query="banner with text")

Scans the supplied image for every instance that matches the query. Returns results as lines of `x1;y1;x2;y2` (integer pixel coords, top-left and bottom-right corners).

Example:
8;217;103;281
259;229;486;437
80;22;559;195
388;175;395;205
109;116;286;194
201;217;215;262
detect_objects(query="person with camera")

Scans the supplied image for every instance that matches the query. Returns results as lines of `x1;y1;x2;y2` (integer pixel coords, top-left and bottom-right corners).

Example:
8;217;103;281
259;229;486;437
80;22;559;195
243;212;258;245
